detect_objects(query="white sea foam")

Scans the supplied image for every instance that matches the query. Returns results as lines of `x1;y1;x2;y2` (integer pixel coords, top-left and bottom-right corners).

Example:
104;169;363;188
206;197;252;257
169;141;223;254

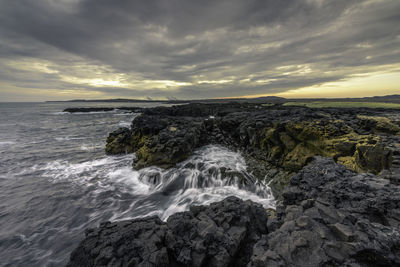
118;121;131;128
39;155;145;192
0;141;16;145
0;141;16;147
74;110;117;115
40;145;275;221
55;136;86;141
0;141;16;153
113;112;138;116
80;143;104;151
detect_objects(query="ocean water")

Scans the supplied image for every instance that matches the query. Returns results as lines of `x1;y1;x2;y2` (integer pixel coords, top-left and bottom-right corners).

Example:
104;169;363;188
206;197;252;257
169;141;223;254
0;102;275;266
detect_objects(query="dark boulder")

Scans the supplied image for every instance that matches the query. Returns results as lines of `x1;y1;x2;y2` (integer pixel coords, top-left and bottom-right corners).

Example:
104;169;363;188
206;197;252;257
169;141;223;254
67;196;269;267
67;216;169;267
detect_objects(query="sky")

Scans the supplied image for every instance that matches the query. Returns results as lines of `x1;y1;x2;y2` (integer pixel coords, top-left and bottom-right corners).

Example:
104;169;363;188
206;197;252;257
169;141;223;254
0;0;399;101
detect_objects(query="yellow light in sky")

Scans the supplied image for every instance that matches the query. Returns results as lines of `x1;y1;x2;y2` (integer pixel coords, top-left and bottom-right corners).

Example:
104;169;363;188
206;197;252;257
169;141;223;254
89;79;125;87
3;55;399;101
197;80;233;84
59;75;127;87
4;58;59;74
142;80;192;88
276;71;400;98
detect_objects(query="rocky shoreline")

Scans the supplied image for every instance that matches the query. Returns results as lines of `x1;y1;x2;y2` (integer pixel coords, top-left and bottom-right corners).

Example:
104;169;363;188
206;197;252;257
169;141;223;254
68;103;400;266
105;103;400;195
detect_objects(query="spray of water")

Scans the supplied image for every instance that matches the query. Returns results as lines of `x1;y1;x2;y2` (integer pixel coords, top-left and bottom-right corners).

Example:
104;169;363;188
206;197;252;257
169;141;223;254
39;145;275;221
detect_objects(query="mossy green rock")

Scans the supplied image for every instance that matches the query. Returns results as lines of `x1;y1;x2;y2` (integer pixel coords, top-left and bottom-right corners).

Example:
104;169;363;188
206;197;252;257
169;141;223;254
105;127;134;154
358;115;400;135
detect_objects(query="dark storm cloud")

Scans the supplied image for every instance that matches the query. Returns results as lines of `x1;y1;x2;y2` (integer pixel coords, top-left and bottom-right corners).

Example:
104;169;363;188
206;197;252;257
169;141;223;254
0;0;399;100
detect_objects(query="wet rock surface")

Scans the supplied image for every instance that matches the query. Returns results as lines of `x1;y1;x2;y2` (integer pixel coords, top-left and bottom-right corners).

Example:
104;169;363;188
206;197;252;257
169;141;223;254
68;157;400;267
105;103;400;194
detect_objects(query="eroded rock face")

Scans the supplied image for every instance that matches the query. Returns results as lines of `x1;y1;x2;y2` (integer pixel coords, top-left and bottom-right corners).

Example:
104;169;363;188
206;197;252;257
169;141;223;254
68;157;400;267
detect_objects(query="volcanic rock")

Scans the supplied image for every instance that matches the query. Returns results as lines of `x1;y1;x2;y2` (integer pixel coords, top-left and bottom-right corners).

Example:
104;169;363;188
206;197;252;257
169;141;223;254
68;157;400;266
67;196;269;267
105;103;400;195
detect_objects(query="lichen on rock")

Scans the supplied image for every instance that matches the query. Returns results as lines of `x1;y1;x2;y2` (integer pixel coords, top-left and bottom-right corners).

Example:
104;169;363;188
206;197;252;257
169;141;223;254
357;115;400;135
105;127;134;154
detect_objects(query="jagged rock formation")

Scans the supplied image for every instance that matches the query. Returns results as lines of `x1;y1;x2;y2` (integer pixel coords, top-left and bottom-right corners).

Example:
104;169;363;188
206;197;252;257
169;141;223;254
67;196;269;267
249;157;400;267
105;103;400;194
67;157;400;267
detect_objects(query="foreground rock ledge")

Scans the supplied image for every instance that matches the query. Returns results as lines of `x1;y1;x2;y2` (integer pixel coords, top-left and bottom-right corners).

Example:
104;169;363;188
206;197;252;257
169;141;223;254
67;157;400;267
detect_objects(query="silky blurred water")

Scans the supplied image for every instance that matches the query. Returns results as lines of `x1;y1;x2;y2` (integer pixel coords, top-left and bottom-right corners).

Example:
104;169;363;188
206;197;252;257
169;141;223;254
0;102;274;266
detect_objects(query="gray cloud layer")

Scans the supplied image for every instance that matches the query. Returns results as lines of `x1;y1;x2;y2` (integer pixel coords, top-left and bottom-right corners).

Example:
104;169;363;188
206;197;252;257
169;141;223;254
0;0;399;100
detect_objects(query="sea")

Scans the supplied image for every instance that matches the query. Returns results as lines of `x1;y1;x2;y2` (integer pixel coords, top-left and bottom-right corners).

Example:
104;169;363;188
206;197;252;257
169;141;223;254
0;102;275;266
